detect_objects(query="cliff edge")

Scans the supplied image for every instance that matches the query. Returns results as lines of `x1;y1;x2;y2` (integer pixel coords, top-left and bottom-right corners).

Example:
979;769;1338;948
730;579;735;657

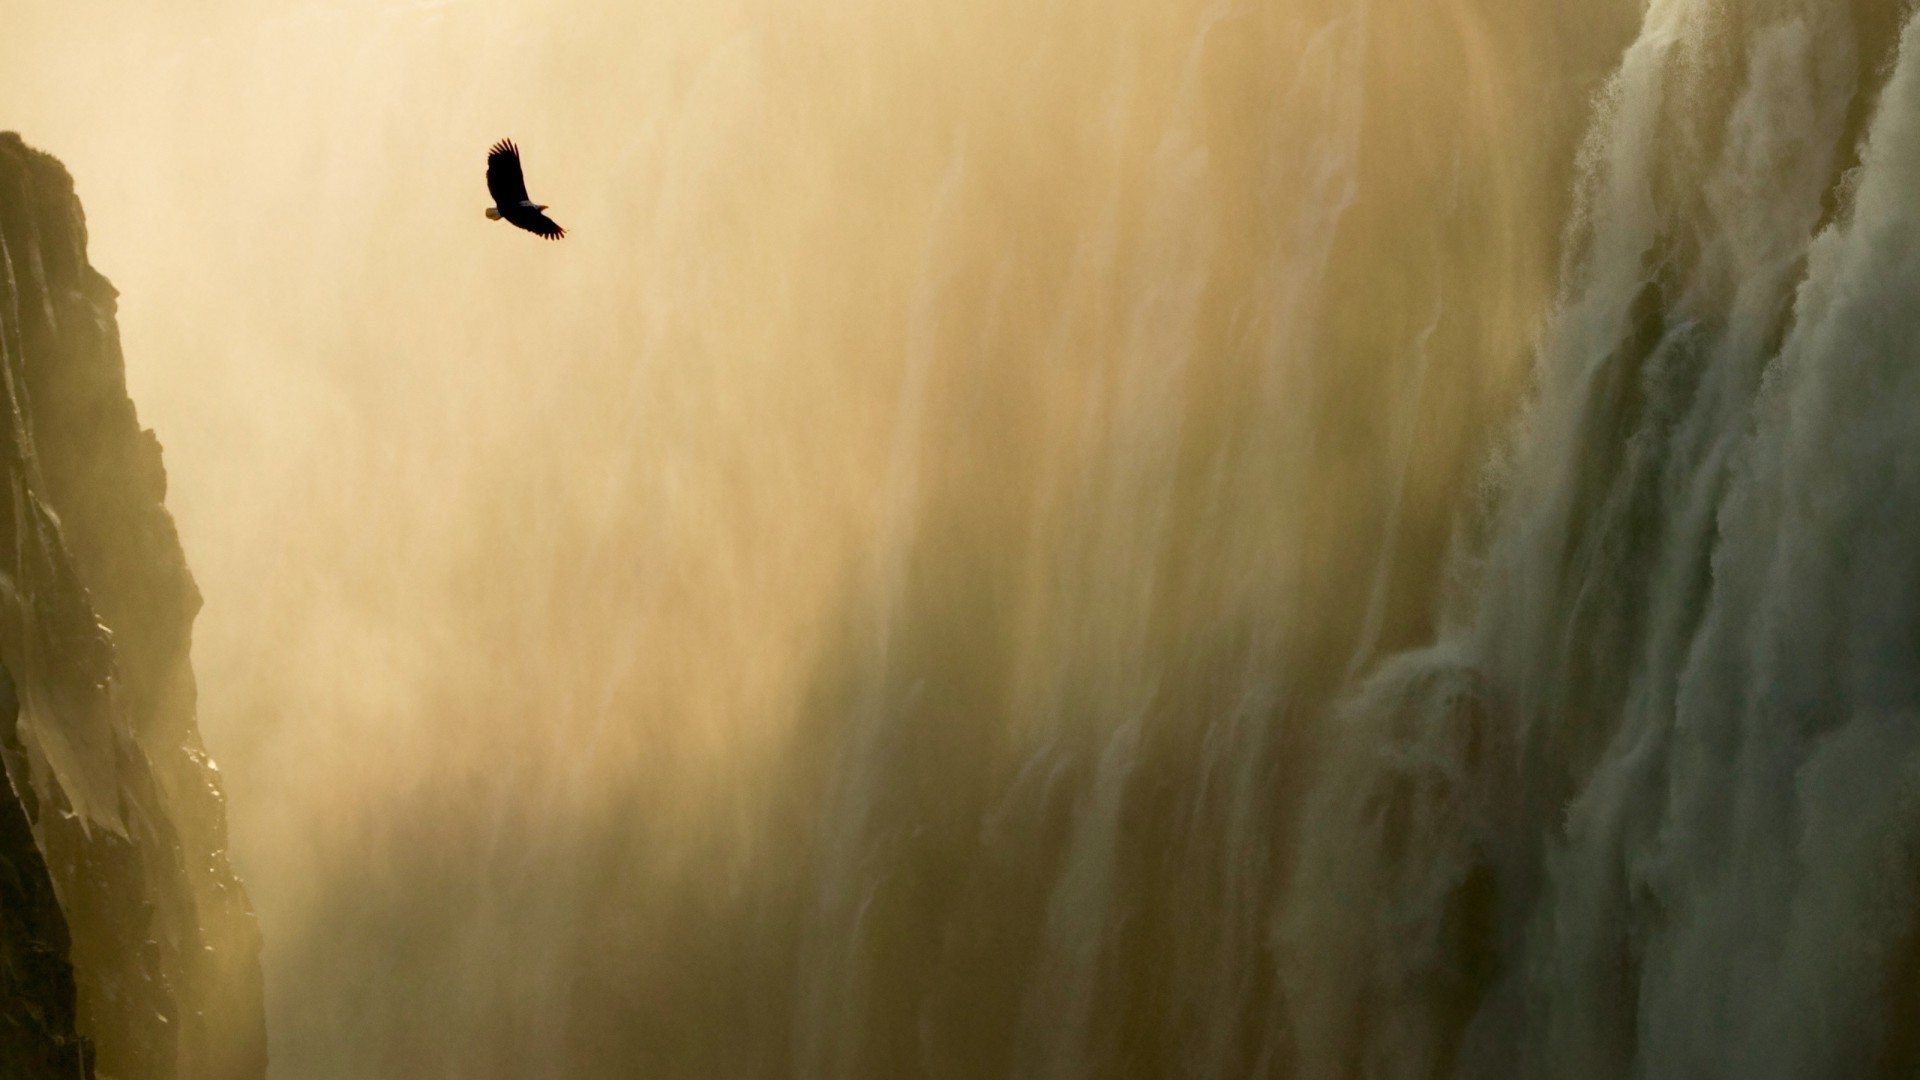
0;132;265;1079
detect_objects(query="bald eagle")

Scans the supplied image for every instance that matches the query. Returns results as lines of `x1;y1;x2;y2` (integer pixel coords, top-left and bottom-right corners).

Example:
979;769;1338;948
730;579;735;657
484;139;565;240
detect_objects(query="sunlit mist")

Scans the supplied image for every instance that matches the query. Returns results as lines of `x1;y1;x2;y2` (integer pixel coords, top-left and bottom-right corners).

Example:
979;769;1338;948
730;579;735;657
4;0;1628;1073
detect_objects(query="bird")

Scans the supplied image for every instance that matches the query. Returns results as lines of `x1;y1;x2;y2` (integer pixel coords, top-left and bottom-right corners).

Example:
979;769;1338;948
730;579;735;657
484;139;565;240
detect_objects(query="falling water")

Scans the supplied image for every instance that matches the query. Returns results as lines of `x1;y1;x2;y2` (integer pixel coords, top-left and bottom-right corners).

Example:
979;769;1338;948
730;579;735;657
1290;1;1920;1077
9;0;1920;1075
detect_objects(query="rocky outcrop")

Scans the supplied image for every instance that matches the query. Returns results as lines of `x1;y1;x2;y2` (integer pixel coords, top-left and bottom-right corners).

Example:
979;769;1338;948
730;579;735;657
0;132;264;1079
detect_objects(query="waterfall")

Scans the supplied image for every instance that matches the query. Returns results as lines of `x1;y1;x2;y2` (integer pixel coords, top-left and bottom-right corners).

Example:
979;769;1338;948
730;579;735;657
1287;2;1920;1077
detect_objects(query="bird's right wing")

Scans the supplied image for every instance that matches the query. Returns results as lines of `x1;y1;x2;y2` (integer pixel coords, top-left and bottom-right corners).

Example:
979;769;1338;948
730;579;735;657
487;139;530;205
518;209;566;240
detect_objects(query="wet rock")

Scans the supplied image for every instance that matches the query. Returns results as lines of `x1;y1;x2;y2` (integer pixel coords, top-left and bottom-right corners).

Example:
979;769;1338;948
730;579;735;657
0;132;264;1080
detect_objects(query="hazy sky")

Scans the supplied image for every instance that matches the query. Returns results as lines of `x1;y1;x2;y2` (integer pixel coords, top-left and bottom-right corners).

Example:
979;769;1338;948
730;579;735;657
1;1;1575;1072
3;3;906;1068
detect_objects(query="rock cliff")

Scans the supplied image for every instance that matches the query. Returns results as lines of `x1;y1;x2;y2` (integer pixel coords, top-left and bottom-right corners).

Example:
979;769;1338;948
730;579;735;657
0;132;264;1079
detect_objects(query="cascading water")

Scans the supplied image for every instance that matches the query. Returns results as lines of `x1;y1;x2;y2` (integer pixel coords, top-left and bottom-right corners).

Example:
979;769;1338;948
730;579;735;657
12;0;1920;1076
1289;2;1920;1077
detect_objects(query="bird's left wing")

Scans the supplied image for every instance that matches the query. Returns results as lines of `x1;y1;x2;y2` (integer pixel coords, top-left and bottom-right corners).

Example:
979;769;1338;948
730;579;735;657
487;139;529;205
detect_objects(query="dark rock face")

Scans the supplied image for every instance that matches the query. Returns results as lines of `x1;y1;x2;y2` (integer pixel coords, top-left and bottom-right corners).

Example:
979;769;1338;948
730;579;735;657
0;667;90;1076
0;132;265;1079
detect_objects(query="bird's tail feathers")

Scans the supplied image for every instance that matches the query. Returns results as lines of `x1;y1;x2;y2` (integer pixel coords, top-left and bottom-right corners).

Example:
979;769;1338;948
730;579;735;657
485;207;502;220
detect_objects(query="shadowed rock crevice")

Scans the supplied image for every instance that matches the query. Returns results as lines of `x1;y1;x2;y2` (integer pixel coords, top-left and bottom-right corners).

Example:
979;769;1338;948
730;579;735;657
0;662;91;1076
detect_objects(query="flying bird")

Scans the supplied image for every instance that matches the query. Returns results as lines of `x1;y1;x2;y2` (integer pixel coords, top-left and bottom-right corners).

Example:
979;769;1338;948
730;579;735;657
484;139;566;240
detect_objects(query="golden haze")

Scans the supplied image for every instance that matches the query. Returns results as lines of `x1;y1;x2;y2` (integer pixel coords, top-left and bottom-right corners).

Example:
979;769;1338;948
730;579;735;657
0;0;1630;1073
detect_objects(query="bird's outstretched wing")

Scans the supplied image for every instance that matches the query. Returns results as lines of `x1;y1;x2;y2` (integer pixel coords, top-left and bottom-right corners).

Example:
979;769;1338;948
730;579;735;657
487;139;530;206
510;208;566;240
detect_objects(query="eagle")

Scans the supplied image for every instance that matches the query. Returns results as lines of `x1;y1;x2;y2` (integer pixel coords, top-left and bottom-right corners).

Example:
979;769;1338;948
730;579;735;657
484;139;565;240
